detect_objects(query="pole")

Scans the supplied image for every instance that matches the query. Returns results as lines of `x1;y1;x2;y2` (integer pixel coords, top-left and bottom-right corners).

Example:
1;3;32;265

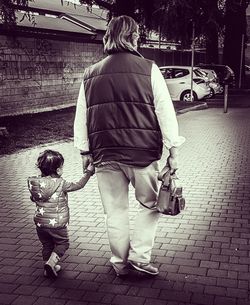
224;84;229;113
158;24;161;49
190;21;195;102
239;34;244;88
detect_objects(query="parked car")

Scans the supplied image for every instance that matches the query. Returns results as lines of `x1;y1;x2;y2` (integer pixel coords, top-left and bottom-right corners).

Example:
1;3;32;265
198;68;224;95
197;64;235;88
159;66;212;102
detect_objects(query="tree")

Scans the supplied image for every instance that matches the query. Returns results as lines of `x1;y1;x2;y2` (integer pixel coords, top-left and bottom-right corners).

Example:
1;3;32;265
0;0;27;26
0;0;36;28
1;0;249;84
223;0;249;86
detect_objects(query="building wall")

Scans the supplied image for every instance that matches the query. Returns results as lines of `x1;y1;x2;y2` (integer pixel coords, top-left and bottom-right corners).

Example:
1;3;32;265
0;35;104;117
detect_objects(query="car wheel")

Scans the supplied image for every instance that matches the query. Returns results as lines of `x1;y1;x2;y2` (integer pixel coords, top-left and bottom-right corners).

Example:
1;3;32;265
180;90;197;102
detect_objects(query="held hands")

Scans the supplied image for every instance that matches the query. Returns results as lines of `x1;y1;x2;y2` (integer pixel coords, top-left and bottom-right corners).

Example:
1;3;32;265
86;163;95;175
81;154;95;175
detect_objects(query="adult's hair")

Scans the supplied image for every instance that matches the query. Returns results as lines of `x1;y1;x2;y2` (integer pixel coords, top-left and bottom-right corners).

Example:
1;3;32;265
36;149;64;176
103;15;139;54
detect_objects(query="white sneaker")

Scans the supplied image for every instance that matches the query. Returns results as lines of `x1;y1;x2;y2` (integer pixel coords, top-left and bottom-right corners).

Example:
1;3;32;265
129;261;159;275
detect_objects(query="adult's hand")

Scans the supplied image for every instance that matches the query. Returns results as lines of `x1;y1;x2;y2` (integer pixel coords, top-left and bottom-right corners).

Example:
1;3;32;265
167;147;178;173
81;154;93;172
167;155;178;173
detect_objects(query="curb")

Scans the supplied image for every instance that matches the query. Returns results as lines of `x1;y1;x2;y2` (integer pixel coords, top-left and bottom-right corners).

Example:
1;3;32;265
176;102;208;114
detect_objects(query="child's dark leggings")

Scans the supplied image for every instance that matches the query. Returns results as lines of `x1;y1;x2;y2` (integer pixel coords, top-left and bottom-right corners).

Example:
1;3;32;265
36;227;69;261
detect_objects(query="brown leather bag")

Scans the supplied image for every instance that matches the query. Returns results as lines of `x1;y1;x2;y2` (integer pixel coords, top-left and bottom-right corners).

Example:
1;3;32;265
154;166;186;216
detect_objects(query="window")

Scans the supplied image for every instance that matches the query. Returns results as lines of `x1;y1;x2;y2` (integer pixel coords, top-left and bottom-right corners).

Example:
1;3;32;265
173;69;189;78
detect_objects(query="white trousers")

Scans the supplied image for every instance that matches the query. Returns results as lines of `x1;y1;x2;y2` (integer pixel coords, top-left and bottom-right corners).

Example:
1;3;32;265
96;161;160;270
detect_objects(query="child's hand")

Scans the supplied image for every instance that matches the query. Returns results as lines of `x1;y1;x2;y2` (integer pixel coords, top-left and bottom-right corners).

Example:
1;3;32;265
84;163;95;175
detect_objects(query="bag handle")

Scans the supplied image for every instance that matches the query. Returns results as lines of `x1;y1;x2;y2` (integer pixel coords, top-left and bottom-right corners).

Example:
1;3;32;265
158;165;178;186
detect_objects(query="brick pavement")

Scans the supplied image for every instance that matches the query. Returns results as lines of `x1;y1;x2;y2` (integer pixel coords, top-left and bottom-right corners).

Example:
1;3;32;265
0;108;249;305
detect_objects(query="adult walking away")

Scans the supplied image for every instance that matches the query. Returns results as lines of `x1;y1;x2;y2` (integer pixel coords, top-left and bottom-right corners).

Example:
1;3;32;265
74;15;185;276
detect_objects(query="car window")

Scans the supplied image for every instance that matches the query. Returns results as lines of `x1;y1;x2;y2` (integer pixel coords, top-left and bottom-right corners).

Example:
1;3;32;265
173;69;189;78
165;69;173;79
160;68;173;79
194;68;207;78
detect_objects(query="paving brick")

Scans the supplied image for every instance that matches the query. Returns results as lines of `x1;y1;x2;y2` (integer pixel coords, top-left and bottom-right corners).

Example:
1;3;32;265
83;291;107;302
219;263;248;272
207;269;228;278
216;278;238;288
184;282;205;293
0;293;17;305
172;257;200;267
101;292;116;304
61;289;86;300
214;296;237;305
50;278;82;289
13;284;37;295
88;257;107;265
191;293;215;305
237;280;249;290
0;274;19;283
137;287;160;298
32;286;56;297
75;272;97;281
33;297;67;305
0;283;19;293
204;285;227;296
159;289;192;302
126;286;140;296
112;295;145;305
78;280;100;291
12;295;38;305
160;263;179;273
99;283;130;294
151;279;174;290
179;266;207;276
144;299;171;305
226;287;248;299
200;260;220;269
155;256;173;264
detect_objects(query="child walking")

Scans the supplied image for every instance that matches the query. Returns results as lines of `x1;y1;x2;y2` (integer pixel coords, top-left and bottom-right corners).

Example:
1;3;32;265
27;149;94;278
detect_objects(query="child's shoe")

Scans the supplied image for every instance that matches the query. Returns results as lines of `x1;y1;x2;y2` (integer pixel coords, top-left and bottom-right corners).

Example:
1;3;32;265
44;264;61;277
44;252;60;278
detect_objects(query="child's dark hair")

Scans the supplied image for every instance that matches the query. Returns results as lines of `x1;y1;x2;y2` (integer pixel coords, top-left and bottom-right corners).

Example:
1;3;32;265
36;150;64;176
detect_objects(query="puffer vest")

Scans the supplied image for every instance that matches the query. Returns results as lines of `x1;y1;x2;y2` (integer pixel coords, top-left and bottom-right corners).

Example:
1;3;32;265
84;51;163;167
28;176;69;229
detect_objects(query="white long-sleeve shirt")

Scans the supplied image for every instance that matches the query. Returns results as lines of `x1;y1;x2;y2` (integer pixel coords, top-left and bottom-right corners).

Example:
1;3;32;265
74;62;185;151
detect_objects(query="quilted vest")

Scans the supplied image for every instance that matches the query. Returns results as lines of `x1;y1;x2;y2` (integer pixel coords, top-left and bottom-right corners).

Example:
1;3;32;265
28;176;69;229
84;51;163;167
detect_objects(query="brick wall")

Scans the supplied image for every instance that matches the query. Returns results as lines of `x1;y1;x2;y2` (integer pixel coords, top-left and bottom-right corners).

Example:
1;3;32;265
0;36;104;117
